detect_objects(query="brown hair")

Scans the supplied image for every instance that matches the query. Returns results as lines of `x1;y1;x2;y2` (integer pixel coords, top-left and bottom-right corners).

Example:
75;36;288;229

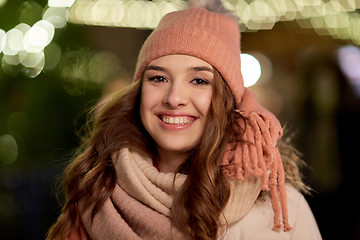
46;80;153;239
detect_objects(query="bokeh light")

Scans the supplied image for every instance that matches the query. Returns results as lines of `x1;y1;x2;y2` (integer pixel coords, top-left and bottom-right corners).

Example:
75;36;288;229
60;48;123;95
0;29;6;52
66;0;360;46
19;1;43;26
3;54;20;66
19;51;45;68
0;135;18;164
0;0;74;78
0;0;7;7
338;45;360;97
43;7;69;28
241;53;262;87
23;20;55;53
48;0;75;8
2;55;20;76
44;42;62;70
252;52;273;86
68;0;183;28
3;29;24;56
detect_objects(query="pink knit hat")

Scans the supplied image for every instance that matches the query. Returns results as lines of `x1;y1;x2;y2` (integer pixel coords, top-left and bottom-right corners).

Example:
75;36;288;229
134;7;244;106
134;6;291;232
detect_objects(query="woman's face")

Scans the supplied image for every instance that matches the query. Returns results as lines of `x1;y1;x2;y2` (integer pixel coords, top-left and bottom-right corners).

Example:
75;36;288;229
140;55;213;155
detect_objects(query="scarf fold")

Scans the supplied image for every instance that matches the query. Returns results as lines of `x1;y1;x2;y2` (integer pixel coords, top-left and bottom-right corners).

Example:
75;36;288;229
80;148;262;239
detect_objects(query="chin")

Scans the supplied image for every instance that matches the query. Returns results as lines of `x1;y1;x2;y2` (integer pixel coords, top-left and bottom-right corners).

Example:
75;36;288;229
157;139;199;153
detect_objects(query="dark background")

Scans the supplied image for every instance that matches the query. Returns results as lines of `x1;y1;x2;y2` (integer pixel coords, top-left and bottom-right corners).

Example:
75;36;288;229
1;1;360;239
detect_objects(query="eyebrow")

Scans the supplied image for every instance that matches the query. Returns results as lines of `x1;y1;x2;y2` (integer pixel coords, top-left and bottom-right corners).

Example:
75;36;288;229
189;66;213;73
145;65;213;73
145;65;165;71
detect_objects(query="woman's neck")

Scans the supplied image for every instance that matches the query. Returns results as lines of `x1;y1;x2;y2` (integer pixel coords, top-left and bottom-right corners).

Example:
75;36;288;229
155;147;188;173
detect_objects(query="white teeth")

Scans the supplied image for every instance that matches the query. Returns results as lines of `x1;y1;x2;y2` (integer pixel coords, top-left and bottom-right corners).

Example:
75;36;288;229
161;116;192;125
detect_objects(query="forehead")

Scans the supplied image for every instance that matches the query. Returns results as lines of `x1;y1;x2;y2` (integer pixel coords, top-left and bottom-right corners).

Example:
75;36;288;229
147;55;213;69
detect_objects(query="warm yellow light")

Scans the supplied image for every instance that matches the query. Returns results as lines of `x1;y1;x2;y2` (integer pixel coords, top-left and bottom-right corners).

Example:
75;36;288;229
235;0;248;23
24;20;55;53
111;2;125;26
3;54;20;65
91;1;109;25
303;0;322;6
283;0;297;21
19;51;45;68
329;0;346;12
43;7;69;28
337;0;356;11
48;0;75;8
310;16;325;29
0;0;7;7
0;29;6;52
0;134;18;164
126;1;145;28
63;0;360;46
241;53;261;87
3;29;24;55
158;1;180;17
324;14;338;29
144;3;158;29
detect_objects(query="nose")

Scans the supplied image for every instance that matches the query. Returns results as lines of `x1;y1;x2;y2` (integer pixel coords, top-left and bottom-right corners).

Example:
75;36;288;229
163;81;188;108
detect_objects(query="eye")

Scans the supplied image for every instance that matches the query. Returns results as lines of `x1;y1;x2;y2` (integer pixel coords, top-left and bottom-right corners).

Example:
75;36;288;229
191;78;209;85
148;76;167;83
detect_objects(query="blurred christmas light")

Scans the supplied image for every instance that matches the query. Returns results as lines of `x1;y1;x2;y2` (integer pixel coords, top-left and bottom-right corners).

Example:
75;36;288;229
67;0;360;46
60;48;122;95
252;52;273;86
23;20;55;53
48;0;75;8
0;29;6;53
19;51;45;68
44;42;62;70
0;134;18;164
3;29;24;56
43;7;69;28
338;45;360;97
68;0;183;27
21;57;45;78
241;53;261;87
3;54;20;66
0;0;73;78
338;45;360;79
0;0;7;7
19;1;43;26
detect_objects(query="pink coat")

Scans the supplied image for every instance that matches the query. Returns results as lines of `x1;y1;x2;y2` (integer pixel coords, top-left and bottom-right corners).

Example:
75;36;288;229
222;185;322;239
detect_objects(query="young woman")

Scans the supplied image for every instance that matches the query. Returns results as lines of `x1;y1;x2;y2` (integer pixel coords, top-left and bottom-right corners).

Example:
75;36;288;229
47;1;322;239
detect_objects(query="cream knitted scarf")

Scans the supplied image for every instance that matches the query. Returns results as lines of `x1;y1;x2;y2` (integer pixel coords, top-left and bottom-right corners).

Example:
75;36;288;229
80;148;261;239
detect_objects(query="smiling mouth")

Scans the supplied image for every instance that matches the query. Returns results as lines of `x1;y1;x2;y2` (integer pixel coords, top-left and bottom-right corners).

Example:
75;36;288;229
160;116;195;125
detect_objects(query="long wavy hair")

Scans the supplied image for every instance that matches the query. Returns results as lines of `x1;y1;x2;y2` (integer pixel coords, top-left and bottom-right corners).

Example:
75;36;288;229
47;67;308;240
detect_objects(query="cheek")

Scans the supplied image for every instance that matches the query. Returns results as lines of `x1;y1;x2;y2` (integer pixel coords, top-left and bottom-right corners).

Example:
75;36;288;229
195;90;213;116
140;85;160;122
